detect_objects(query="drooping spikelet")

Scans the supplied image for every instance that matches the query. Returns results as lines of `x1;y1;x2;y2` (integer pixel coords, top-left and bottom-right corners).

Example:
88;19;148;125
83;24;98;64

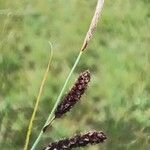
55;70;91;118
43;131;107;150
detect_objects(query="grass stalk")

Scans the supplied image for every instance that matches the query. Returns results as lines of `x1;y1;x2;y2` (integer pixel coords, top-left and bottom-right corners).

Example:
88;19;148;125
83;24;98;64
24;42;53;150
31;51;83;150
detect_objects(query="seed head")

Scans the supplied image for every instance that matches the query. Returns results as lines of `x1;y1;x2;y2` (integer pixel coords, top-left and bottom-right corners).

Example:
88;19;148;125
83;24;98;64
55;70;91;118
43;131;106;150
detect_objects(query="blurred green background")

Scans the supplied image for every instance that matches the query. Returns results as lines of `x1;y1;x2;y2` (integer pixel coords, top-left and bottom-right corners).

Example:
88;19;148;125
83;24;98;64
0;0;150;149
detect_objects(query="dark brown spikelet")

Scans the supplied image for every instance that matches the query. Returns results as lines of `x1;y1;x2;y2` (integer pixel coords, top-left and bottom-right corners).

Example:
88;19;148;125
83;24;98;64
55;70;91;118
43;131;107;150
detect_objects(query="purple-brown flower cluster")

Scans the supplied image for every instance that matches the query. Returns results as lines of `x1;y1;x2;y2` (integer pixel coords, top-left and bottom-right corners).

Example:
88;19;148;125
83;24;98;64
44;131;107;150
55;70;91;118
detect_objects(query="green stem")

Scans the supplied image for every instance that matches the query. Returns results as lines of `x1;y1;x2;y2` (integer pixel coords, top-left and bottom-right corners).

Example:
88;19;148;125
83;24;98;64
31;51;83;150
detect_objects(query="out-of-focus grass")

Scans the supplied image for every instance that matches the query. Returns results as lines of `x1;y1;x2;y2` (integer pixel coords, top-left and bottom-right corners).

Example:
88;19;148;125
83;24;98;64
0;0;150;149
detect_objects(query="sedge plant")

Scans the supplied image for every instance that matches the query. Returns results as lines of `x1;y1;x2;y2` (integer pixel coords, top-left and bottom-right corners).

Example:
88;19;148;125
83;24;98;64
24;0;105;150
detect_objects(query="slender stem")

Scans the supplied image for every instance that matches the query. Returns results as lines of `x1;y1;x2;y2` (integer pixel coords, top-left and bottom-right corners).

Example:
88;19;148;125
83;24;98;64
31;117;54;150
31;51;83;150
24;43;53;150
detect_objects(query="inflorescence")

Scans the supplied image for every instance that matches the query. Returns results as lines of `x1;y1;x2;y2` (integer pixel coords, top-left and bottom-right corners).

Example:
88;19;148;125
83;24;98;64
44;131;107;150
55;70;91;118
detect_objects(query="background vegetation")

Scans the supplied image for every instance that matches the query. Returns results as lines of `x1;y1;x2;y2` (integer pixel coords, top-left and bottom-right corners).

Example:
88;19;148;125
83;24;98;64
0;0;150;149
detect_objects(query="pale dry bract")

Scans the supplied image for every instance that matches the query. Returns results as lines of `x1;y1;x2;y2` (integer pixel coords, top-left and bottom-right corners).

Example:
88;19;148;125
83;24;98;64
81;0;104;51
